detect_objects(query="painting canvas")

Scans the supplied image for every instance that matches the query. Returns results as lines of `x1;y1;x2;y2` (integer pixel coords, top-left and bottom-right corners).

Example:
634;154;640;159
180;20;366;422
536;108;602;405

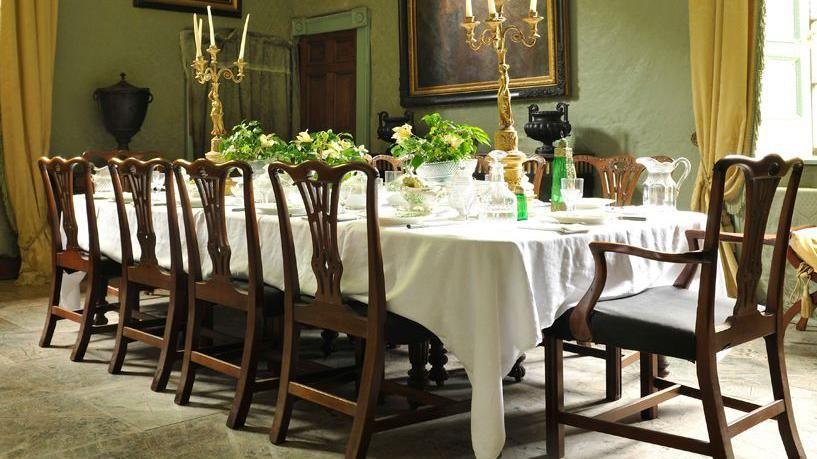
133;0;241;17
400;0;568;106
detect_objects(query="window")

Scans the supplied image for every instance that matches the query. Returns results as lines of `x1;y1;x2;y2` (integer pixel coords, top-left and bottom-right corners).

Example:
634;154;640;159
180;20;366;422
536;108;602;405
756;0;814;159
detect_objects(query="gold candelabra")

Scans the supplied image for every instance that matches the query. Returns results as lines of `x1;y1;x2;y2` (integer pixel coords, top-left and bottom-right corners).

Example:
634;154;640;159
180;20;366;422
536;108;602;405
462;0;543;194
192;46;246;155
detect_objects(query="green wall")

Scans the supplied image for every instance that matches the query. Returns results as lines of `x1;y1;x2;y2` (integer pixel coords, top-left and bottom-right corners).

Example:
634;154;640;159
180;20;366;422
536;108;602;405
289;0;697;208
51;0;291;158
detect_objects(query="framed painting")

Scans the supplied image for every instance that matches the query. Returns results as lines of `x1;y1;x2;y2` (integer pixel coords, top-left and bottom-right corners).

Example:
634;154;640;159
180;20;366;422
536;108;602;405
399;0;569;106
133;0;241;17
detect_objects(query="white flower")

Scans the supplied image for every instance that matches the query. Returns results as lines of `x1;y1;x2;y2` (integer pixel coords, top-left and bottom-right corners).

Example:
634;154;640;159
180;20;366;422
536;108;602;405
353;144;368;155
295;130;313;145
259;134;276;148
339;138;353;149
443;134;464;149
225;145;237;154
392;124;413;143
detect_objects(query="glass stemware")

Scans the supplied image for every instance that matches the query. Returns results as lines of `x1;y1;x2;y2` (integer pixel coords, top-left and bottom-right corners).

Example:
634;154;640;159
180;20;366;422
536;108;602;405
560;178;584;212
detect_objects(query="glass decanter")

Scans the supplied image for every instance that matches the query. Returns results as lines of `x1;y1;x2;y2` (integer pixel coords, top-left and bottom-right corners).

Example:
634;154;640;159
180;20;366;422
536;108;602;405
480;150;517;222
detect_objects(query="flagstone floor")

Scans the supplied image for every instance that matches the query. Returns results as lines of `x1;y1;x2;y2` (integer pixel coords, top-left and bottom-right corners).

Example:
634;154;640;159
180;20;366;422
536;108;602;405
1;280;816;458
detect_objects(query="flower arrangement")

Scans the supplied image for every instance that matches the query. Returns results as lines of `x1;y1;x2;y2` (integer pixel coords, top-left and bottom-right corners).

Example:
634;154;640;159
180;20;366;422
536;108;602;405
219;120;367;165
390;113;490;170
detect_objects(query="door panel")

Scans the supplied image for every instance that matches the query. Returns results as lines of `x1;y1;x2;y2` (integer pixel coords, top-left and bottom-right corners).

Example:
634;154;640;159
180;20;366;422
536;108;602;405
299;29;357;136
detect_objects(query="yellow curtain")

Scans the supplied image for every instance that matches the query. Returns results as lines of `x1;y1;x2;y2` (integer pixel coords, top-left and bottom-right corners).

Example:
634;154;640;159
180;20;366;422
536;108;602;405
0;0;58;284
688;0;762;296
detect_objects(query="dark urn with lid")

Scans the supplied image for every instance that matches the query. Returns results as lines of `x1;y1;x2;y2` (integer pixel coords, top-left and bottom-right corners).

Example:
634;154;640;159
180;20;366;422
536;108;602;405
524;102;571;158
93;73;153;150
377;110;414;148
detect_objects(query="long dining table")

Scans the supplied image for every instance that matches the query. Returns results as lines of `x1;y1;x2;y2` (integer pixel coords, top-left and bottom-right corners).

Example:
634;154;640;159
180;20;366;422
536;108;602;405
71;191;719;459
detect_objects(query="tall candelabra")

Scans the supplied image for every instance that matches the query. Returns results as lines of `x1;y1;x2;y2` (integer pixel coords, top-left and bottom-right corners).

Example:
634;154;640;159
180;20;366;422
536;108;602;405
462;0;543;194
192;47;246;155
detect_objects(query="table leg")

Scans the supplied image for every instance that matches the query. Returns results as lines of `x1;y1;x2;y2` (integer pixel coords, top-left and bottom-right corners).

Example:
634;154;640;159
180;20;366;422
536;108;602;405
321;329;339;357
428;336;449;387
408;340;429;390
657;355;670;378
508;354;526;382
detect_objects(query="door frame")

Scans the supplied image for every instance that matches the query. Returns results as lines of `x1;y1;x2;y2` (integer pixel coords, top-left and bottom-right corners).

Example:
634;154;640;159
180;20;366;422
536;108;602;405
292;7;371;147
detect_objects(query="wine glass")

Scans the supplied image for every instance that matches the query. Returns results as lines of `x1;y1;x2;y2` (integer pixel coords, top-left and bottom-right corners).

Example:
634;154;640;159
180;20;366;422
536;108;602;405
560;178;584;212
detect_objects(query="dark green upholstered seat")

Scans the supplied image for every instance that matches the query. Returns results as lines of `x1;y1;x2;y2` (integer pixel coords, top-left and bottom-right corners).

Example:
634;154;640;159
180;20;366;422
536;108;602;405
543;286;735;362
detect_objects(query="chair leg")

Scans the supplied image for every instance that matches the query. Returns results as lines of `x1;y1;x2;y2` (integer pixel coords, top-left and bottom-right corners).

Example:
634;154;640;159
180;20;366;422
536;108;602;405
226;307;264;429
605;345;622;402
640;352;658;420
544;336;565;458
70;275;106;362
108;281;139;374
151;286;186;392
175;298;204;406
696;352;734;459
346;337;385;459
270;323;302;444
764;334;806;457
39;269;63;348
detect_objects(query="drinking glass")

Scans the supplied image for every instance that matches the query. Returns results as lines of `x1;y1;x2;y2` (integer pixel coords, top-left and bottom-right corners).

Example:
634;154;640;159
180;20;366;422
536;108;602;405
384;170;404;191
560;178;584;212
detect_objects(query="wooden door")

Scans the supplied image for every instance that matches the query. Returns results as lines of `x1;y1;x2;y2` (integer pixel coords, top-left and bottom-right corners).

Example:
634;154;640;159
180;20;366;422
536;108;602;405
299;29;357;135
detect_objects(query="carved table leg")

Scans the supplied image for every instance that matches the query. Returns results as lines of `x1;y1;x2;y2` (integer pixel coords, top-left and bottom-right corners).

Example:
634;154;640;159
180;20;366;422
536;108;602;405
657;355;670;378
407;340;429;390
321;329;339;358
508;354;526;382
428;336;449;387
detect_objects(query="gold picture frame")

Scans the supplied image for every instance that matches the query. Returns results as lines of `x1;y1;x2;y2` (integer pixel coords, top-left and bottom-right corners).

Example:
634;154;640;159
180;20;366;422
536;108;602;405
399;0;568;106
133;0;241;17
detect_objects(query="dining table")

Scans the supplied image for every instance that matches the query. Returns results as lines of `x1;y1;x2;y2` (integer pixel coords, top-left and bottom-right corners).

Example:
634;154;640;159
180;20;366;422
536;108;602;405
69;187;722;459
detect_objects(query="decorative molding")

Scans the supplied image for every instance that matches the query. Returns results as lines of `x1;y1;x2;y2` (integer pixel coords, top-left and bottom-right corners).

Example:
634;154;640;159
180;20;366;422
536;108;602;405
291;8;372;147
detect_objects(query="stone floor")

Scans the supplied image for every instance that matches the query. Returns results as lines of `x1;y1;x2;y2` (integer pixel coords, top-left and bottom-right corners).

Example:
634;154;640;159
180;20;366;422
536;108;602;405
1;280;816;458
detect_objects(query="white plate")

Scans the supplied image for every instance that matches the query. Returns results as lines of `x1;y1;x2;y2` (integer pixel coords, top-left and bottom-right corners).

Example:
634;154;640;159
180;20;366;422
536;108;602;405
378;207;459;227
549;210;609;225
574;198;614;210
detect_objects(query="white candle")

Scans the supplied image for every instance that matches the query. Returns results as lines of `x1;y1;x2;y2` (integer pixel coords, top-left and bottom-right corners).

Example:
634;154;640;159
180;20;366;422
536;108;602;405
487;0;496;15
530;0;538;13
207;5;216;48
193;14;202;57
465;0;473;17
238;14;250;60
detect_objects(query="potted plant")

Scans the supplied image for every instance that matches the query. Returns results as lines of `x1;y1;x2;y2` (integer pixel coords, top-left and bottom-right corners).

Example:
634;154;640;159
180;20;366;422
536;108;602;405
219;121;286;174
390;113;489;184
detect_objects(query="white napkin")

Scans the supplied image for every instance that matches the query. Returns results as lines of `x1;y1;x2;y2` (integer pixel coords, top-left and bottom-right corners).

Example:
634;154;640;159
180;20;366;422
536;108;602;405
59;271;86;310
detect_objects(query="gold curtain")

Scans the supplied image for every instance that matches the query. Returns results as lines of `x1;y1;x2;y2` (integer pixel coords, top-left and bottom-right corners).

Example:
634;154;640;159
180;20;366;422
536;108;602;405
0;0;58;284
688;0;762;296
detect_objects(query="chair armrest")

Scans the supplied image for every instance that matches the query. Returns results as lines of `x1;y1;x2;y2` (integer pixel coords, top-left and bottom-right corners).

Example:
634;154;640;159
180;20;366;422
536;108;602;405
568;241;713;342
685;229;777;246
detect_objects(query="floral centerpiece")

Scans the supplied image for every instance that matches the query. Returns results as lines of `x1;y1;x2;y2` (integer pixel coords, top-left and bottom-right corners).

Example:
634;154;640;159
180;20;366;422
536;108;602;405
390;113;489;183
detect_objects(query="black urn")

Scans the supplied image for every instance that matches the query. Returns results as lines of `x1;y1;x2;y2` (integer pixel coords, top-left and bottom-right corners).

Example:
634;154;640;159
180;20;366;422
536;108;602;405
377;110;414;147
524;102;571;158
93;73;153;150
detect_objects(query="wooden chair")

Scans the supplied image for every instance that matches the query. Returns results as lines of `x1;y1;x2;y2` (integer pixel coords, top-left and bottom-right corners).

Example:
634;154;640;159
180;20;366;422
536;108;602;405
38;156;120;361
473;154;490;180
368;154;403;176
107;158;186;391
573;154;643;206
267;160;469;457
544;154;806;458
523;155;548;198
172;159;283;429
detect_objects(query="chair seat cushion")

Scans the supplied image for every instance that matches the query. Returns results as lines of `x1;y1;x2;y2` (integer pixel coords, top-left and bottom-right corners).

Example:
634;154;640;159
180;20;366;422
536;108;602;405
232;280;284;317
543;286;735;362
349;301;433;344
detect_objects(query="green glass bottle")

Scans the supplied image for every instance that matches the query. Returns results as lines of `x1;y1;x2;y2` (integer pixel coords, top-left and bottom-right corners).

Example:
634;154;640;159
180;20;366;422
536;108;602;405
550;151;566;211
516;192;528;221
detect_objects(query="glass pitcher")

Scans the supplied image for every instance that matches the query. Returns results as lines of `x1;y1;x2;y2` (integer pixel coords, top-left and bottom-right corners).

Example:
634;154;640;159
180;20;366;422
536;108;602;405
636;157;692;210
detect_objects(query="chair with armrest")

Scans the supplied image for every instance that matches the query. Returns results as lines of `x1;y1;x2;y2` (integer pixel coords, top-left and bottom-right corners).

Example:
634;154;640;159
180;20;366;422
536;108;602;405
573;154;643;206
107;158;186;391
543;154;805;458
38;157;121;361
267;160;470;457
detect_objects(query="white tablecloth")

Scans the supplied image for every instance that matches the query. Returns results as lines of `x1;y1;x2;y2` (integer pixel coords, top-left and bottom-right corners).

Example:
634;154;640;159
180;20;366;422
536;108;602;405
74;196;713;458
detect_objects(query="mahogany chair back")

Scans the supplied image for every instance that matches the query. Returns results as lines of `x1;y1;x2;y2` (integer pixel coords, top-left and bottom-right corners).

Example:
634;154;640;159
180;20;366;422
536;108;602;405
573;154;642;206
38;156;100;270
172;159;263;310
523;155;548;197
269;160;385;335
109;158;183;287
473;154;490;180
368;155;403;176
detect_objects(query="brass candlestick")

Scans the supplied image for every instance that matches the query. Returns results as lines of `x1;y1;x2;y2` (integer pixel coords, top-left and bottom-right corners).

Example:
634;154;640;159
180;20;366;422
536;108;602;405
462;0;543;193
192;45;246;156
